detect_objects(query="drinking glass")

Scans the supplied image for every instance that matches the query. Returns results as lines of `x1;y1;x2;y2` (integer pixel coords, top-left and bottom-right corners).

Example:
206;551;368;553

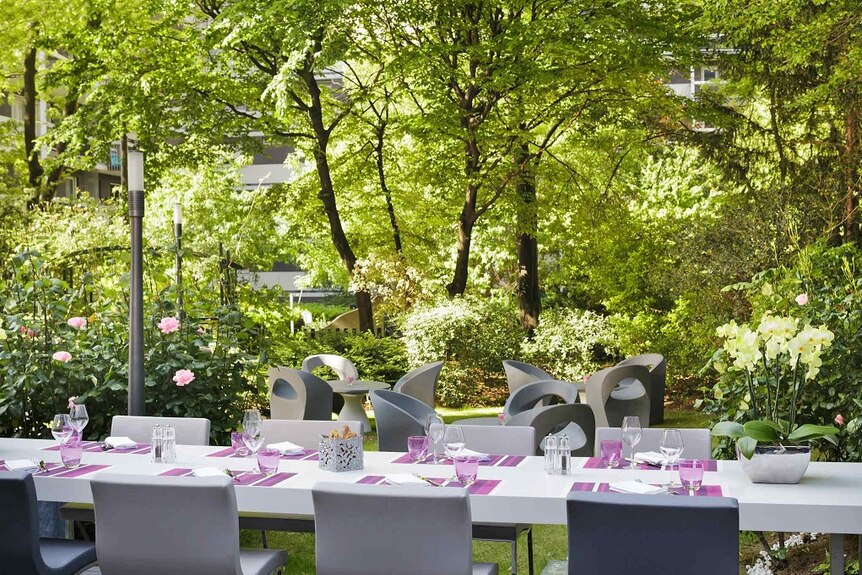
620;416;642;469
660;428;685;486
454;455;478;486
679;459;704;496
243;430;265;458
424;414;445;464
242;409;262;437
231;432;250;456
443;425;466;459
600;440;623;469
69;404;89;436
60;440;83;468
51;414;73;445
407;436;429;461
256;448;280;476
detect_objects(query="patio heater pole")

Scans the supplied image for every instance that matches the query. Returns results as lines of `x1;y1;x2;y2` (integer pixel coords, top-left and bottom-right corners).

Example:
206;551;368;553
173;203;184;321
127;150;146;416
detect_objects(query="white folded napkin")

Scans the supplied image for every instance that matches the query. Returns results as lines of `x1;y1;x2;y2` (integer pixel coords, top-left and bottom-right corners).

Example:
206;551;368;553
267;440;304;455
5;459;39;472
385;473;431;486
608;480;666;495
191;467;225;478
457;448;491;462
104;436;138;449
633;451;669;467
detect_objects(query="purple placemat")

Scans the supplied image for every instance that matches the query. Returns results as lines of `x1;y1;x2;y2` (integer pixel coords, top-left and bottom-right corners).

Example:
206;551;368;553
208;447;319;461
570;481;723;497
391;453;526;468
582;458;719;472
357;475;502;495
42;441;151;456
0;461;110;477
158;468;297;487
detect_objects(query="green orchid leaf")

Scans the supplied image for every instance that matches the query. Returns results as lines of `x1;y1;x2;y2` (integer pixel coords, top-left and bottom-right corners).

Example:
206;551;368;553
737;436;758;459
712;421;745;438
787;424;839;442
743;420;780;442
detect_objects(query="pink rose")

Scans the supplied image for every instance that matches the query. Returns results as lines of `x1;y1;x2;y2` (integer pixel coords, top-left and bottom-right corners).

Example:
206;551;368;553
196;327;206;335
67;317;87;330
52;351;72;363
173;369;195;387
795;293;808;306
582;374;591;383
158;316;180;334
835;414;844;426
199;346;213;353
68;396;77;409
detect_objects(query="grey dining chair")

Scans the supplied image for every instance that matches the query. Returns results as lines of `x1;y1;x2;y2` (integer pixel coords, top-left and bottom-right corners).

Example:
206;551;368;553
0;470;97;575
617;354;667;425
507;404;595;456
312;481;498;575
503;380;581;419
393;361;444;408
502;360;554;396
594;427;712;460
110;415;211;445
585;365;651;428
301;354;359;381
90;473;287;575
566;491;739;575
369;389;435;452
268;367;334;421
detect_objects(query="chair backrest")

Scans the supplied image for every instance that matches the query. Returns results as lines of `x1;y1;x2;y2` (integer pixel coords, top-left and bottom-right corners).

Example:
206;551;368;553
369;389;435;452
507;403;596;456
617;354;667;425
0;471;49;575
594;427;712;460
585;365;651;428
261;419;361;449
302;354;359;381
503;379;581;418
502;360;553;395
566;491;739;575
313;481;474;575
268;366;334;420
111;416;211;445
91;473;242;575
393;361;444;408
459;425;536;456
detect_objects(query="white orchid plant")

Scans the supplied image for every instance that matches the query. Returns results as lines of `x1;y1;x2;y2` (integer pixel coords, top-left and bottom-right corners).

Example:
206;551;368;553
710;312;839;458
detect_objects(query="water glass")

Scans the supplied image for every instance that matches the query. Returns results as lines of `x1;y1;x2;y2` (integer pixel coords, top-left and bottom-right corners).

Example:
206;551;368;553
454;455;478;486
620;416;642;469
600;440;623;469
256;448;280;476
231;432;250;456
407;436;429;461
60;440;83;468
679;459;705;495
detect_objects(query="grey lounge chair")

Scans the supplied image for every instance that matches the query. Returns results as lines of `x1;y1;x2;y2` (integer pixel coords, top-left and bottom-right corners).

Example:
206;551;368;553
301;354;359;380
313;481;498;575
502;360;554;396
594;427;712;460
90;473;287;575
370;389;435;452
617;354;667;425
566;491;739;575
268;367;334;420
393;361;444;408
0;470;96;575
503;379;581;419
508;403;596;456
585;365;651;428
110;415;211;445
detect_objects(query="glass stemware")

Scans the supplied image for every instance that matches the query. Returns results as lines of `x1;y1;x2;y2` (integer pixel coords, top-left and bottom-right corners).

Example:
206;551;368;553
443;425;466;459
242;431;265;459
425;414;445;464
620;416;642;469
242;409;262;437
51;414;73;445
69;404;89;437
660;428;685;486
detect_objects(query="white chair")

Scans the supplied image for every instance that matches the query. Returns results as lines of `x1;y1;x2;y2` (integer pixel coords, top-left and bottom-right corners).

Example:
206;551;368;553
110;415;211;445
594;427;711;460
260;419;361;448
301;354;359;381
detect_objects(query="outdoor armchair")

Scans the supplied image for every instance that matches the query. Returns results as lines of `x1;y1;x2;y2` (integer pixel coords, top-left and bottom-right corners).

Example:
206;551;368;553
369;389;434;452
616;353;667;425
268;366;334;421
393;361;444;408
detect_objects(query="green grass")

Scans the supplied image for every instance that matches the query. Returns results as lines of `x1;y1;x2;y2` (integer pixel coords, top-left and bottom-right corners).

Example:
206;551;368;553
243;407;712;574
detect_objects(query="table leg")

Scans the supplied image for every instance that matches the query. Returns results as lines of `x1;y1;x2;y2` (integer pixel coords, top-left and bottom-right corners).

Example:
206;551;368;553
830;533;844;575
338;394;372;433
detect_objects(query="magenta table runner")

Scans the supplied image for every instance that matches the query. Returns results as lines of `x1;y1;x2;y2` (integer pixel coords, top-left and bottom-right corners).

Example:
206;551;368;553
390;453;526;468
582;458;719;472
357;475;501;495
158;468;296;487
0;460;111;478
208;447;320;461
42;441;151;456
570;481;723;497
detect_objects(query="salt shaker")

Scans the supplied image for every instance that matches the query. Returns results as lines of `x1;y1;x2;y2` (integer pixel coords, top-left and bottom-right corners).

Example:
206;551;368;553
557;434;571;475
544;434;557;474
150;424;163;463
162;425;176;463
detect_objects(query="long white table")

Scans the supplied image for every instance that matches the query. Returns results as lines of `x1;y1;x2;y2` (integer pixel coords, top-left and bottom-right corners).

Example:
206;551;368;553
3;439;862;553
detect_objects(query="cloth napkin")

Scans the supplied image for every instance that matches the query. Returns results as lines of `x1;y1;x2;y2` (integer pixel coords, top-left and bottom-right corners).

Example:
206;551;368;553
633;451;669;467
267;440;305;455
191;467;225;478
456;448;490;461
104;436;138;449
608;480;666;495
5;459;40;472
385;473;431;486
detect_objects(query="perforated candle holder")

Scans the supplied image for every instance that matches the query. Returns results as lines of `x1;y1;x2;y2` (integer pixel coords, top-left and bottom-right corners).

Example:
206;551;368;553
318;434;364;472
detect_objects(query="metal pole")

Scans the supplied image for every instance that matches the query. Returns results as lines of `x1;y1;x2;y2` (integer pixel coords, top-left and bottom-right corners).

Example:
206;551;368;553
128;150;145;416
173;204;184;321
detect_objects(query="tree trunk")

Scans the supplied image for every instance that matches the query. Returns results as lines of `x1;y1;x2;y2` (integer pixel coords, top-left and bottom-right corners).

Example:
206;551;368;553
447;131;481;297
45;95;78;191
515;143;540;333
374;124;402;254
23;46;44;200
844;104;860;244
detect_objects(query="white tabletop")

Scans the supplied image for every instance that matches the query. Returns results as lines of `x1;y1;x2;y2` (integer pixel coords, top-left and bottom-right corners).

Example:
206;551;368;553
327;380;389;394
3;438;862;533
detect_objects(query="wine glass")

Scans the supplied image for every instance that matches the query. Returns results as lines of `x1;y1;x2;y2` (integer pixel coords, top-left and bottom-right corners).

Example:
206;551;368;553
620;416;642;469
242;409;262;437
69;404;89;437
425;414;445;464
243;431;265;460
51;414;72;444
443;425;466;459
660;428;685;485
